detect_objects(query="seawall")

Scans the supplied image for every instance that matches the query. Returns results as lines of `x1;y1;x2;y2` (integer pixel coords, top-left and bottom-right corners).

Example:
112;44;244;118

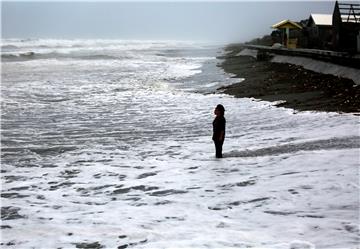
218;44;360;113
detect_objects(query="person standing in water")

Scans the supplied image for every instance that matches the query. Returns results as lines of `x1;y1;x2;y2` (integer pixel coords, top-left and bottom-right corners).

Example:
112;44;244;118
212;104;226;158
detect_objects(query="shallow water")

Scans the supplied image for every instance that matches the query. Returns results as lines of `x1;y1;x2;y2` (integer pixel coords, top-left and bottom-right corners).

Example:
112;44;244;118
1;39;359;248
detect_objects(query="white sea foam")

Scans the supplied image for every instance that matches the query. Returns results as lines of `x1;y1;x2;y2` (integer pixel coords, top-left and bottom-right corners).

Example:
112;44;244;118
1;39;359;248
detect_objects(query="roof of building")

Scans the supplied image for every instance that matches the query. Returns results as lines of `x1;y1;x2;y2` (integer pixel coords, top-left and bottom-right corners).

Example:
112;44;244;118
337;2;360;23
309;14;333;26
272;20;303;29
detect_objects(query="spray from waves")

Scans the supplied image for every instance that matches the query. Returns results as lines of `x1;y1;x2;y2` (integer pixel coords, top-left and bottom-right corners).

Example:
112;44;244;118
1;39;211;62
1;38;203;52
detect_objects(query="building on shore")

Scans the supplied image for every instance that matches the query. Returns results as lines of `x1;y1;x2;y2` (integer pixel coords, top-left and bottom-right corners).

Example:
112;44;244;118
267;1;360;53
332;1;360;53
271;20;303;48
307;14;333;49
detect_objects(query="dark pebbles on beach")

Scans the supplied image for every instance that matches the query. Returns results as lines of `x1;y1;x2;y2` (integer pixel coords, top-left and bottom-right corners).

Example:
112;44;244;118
218;45;360;113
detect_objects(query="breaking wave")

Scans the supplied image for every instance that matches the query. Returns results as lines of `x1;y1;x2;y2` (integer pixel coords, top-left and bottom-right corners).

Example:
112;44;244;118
225;136;360;158
1;51;122;62
1;39;199;62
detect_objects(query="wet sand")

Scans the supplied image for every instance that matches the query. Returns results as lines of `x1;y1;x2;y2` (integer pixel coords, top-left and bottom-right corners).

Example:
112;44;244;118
218;44;360;113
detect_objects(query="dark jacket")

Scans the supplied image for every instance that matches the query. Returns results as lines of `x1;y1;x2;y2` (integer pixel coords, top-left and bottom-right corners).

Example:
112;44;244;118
212;116;226;141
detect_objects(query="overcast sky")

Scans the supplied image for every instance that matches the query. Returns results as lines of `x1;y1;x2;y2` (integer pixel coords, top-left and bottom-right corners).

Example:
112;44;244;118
2;1;334;42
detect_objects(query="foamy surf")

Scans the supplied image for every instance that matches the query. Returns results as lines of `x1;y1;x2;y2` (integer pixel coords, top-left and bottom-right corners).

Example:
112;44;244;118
1;39;359;248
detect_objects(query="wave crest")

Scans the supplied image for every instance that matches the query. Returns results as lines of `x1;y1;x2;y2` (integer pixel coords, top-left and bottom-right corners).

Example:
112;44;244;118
1;51;121;62
224;136;360;158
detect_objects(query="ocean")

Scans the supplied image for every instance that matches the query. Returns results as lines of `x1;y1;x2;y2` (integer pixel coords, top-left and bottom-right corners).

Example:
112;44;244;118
1;39;359;248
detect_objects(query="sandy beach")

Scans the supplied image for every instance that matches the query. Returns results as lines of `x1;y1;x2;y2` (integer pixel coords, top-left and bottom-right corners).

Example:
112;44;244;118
218;44;360;113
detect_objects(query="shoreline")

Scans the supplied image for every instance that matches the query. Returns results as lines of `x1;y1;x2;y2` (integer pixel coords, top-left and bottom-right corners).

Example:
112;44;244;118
217;44;360;113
